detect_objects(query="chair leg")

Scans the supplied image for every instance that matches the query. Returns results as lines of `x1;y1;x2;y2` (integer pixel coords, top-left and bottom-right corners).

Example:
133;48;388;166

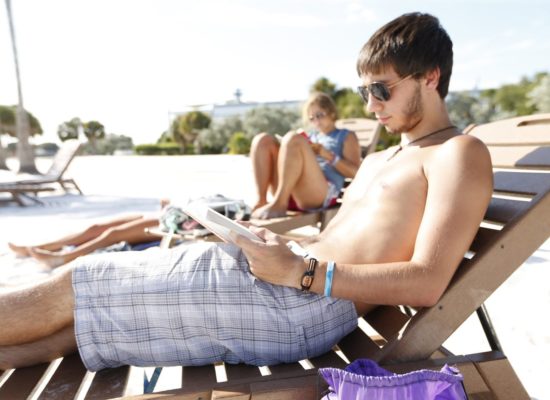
476;303;503;352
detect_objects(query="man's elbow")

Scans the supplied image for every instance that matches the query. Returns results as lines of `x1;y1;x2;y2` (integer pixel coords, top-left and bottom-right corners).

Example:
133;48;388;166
408;286;446;308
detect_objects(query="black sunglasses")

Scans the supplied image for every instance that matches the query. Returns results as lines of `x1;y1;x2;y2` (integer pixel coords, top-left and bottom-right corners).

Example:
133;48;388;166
357;74;413;103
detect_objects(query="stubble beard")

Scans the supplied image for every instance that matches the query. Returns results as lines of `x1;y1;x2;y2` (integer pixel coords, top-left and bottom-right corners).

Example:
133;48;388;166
386;84;423;135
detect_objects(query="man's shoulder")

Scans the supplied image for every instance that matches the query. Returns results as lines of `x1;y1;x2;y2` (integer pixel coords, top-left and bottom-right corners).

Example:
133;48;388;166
435;133;489;160
427;133;492;178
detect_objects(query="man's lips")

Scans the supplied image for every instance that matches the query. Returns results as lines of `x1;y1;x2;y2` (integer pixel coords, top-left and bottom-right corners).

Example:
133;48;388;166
377;116;390;124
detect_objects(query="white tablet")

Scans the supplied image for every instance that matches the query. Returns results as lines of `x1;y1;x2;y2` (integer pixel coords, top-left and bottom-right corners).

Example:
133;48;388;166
182;202;264;244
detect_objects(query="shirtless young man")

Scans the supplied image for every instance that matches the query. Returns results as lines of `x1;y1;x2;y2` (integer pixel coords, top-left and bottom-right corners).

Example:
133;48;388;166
0;12;492;371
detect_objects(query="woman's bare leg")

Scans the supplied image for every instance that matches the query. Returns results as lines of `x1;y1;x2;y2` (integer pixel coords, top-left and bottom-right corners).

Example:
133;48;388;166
250;133;280;211
0;264;75;346
252;132;328;219
28;217;160;268
0;324;77;370
8;214;144;257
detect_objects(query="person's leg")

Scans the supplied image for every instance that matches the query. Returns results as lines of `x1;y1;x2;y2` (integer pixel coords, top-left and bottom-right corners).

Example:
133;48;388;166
28;217;160;268
252;132;328;219
0;324;77;369
0;264;75;346
250;133;280;211
8;214;144;257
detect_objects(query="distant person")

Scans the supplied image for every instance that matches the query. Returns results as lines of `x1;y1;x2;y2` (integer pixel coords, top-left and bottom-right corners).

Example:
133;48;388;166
250;92;361;219
8;214;161;268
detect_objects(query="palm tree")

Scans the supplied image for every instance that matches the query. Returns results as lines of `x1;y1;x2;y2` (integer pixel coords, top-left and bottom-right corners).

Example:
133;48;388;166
5;0;38;173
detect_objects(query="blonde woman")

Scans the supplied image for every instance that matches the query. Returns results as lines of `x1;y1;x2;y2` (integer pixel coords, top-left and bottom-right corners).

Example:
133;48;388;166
250;92;361;219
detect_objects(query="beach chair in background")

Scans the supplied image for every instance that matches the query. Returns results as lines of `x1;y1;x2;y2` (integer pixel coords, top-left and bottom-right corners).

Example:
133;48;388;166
0;183;56;206
0;139;83;206
336;117;382;157
2;114;548;399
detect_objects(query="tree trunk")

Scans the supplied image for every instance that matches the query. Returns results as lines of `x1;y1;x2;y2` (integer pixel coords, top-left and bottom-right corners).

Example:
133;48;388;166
5;0;38;173
15;106;37;172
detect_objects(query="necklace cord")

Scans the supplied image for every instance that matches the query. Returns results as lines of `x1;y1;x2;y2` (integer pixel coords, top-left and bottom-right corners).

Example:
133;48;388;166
386;125;457;161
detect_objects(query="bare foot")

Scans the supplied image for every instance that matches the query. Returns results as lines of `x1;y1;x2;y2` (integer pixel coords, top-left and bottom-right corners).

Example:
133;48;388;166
251;200;268;212
28;247;67;268
7;242;31;257
251;203;288;220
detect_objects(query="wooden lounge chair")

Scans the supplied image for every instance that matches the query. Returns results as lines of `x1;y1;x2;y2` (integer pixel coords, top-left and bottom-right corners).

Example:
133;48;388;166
0;139;83;197
0;184;56;206
2;114;548;399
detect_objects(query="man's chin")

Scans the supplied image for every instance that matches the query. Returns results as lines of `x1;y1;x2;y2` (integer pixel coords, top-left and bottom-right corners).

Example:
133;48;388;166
385;125;404;135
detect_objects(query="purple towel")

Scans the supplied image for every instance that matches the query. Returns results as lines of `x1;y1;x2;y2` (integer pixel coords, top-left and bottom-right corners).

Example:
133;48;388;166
320;359;467;400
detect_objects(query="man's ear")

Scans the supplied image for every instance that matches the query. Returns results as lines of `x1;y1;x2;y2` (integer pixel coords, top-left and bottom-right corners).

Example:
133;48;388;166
424;68;440;91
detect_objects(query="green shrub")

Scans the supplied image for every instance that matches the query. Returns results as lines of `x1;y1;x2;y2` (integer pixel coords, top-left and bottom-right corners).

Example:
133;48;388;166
228;132;251;154
134;143;182;155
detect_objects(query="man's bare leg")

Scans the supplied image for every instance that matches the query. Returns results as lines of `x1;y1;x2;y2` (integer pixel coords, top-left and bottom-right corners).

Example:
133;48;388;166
0;264;75;346
0;325;77;369
252;132;328;219
8;214;144;257
28;217;159;268
250;133;279;211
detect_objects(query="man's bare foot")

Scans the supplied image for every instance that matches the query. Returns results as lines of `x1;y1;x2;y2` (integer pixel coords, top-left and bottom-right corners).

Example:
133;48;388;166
28;247;67;268
251;203;288;220
7;243;31;257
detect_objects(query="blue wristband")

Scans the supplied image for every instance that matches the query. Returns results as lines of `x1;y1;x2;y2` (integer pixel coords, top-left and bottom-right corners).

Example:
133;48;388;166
324;261;335;297
331;155;340;166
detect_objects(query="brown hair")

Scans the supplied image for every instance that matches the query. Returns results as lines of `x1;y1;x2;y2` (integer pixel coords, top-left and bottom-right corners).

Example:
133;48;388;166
302;92;338;124
356;12;453;98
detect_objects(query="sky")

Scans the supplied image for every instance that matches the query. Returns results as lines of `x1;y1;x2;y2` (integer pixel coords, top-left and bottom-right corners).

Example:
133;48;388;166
1;0;549;145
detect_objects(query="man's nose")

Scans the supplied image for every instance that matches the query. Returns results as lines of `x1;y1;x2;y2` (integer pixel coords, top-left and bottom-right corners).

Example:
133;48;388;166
366;94;383;113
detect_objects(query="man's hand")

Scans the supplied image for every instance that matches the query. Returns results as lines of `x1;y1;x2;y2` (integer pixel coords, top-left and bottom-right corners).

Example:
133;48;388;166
231;226;304;289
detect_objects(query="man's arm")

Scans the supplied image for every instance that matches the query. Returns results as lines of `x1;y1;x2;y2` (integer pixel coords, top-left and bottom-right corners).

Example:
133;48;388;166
236;135;492;307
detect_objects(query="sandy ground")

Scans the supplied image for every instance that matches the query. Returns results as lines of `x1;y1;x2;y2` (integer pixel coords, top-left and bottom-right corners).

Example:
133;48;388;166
0;154;548;399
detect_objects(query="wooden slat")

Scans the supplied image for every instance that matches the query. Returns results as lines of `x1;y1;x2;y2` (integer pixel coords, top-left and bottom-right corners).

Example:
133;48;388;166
308;349;347;369
494;170;550;195
224;363;262;381
470;226;501;253
181;364;218;390
468;113;550;145
38;354;88;399
487;146;550;169
336;327;380;361
267;361;307;377
0;362;49;399
362;305;410;340
249;376;318;400
484;197;531;224
84;366;130;399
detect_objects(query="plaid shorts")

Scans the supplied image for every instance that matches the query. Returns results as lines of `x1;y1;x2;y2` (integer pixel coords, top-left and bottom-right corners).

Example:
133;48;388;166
72;242;357;371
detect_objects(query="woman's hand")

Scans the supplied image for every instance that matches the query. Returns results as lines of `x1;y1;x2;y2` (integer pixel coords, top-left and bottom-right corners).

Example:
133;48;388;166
310;143;334;162
231;226;304;289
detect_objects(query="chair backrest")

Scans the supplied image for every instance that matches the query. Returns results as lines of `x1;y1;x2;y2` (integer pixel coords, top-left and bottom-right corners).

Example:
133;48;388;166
46;139;81;178
336;118;382;157
369;113;550;363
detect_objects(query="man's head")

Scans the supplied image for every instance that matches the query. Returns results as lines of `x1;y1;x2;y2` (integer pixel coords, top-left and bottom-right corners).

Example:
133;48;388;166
356;13;453;100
